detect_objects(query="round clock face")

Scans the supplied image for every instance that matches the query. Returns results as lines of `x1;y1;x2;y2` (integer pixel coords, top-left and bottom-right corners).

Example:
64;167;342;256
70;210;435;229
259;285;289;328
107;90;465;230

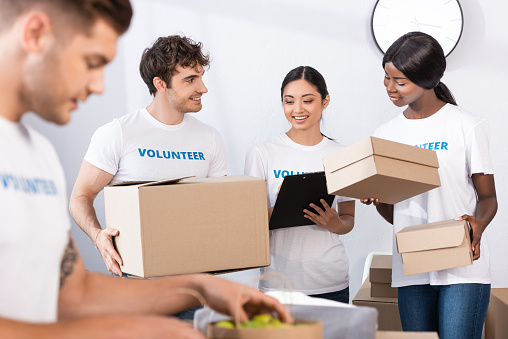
371;0;463;57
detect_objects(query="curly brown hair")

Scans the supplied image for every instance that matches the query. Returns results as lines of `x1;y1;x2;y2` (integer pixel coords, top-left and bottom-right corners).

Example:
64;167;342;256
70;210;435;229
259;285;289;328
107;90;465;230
139;35;210;96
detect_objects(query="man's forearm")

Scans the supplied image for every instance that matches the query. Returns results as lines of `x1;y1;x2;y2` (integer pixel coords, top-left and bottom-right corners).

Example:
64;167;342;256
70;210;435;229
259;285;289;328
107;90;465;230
69;195;102;241
59;272;202;320
0;315;193;339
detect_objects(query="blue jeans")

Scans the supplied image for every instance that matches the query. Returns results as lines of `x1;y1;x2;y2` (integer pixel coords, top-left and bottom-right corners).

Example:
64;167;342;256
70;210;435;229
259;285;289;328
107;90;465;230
309;286;350;304
398;283;490;339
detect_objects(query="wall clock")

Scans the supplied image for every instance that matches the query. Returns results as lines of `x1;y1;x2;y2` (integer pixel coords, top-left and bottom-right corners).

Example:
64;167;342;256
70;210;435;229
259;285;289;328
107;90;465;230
371;0;464;57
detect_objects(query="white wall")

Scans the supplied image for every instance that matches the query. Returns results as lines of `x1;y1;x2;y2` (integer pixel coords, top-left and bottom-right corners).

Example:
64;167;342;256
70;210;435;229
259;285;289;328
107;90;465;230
25;0;508;301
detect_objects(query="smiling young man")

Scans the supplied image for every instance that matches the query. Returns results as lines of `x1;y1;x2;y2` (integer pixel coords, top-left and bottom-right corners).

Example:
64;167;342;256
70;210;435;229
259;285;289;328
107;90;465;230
69;35;227;279
0;2;291;337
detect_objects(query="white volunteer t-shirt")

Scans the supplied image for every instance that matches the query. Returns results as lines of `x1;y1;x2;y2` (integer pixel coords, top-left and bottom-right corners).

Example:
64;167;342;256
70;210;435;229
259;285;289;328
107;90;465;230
244;133;352;295
84;108;227;184
0;116;70;322
373;104;493;287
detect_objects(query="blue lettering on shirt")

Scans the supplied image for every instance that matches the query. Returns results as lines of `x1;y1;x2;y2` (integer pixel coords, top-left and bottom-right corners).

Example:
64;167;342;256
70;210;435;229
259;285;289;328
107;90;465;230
273;170;306;179
0;173;58;196
414;141;449;150
137;148;206;160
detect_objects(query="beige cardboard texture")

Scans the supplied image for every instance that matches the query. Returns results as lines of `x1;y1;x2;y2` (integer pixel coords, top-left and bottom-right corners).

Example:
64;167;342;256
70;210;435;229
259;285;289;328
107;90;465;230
209;320;323;339
105;175;270;278
370;254;397;298
323;137;440;204
353;279;402;331
396;219;472;276
371;282;398;299
324;137;438;171
370;254;393;283
485;288;508;339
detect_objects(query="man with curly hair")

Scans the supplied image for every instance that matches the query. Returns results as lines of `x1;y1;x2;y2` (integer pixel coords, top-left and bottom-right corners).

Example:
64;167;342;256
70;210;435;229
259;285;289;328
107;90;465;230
70;35;228;280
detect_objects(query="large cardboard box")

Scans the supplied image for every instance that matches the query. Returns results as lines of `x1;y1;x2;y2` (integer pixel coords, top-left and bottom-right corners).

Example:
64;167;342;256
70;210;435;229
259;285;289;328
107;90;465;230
370;255;397;298
353;278;402;331
485;288;508;339
104;175;270;278
323;137;440;204
396;219;472;276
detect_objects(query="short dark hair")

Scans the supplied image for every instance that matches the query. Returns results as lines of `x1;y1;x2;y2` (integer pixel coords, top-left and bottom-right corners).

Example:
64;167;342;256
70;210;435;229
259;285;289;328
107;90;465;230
139;35;210;96
383;31;456;105
0;0;132;36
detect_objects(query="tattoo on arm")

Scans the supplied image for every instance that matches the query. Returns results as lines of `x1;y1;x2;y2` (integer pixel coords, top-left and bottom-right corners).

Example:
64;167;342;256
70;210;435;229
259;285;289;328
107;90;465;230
60;237;78;289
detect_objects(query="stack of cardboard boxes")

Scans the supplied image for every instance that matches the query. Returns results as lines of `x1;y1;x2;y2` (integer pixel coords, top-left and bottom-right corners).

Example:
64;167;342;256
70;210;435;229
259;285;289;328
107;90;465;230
353;254;402;331
370;255;398;299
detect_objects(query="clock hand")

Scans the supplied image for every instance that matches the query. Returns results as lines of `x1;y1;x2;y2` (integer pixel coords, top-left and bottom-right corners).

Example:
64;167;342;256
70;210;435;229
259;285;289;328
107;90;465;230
417;23;442;28
411;17;421;30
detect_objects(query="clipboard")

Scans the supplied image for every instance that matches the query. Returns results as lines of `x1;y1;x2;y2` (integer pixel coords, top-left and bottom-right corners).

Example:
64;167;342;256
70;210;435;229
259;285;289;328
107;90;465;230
269;171;335;230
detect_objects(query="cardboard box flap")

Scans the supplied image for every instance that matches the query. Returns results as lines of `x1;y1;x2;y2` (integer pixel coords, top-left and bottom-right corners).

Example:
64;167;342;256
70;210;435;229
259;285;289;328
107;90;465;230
323;136;439;174
396;219;468;253
140;176;193;187
109;180;152;187
107;176;193;187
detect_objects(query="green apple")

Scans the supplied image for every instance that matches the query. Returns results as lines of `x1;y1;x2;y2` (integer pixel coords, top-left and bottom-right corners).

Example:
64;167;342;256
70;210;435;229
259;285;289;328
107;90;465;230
215;320;235;328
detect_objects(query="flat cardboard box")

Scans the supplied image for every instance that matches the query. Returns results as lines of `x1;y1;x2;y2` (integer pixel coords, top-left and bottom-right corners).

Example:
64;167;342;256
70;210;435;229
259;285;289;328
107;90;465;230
104;175;270;278
323;137;440;204
209;319;322;339
376;331;438;339
396;219;472;276
353;278;402;331
485;288;508;339
370;254;398;298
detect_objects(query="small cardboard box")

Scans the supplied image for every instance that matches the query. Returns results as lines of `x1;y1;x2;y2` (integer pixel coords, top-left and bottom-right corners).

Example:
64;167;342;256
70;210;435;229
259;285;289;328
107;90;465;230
353;278;402;331
370;255;398;298
209;319;323;339
322;137;440;204
485;288;508;339
104;175;270;278
396;219;472;276
376;331;438;338
371;282;398;299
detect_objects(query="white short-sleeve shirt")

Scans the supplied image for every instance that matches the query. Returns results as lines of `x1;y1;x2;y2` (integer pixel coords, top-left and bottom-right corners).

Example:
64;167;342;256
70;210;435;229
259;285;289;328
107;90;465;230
84;108;227;184
373;104;493;287
245;134;353;295
0;117;70;322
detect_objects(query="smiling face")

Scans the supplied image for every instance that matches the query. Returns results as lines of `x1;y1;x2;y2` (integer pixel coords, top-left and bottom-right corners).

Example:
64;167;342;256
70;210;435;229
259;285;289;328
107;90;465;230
165;64;208;114
20;19;119;125
282;79;329;133
383;62;426;108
